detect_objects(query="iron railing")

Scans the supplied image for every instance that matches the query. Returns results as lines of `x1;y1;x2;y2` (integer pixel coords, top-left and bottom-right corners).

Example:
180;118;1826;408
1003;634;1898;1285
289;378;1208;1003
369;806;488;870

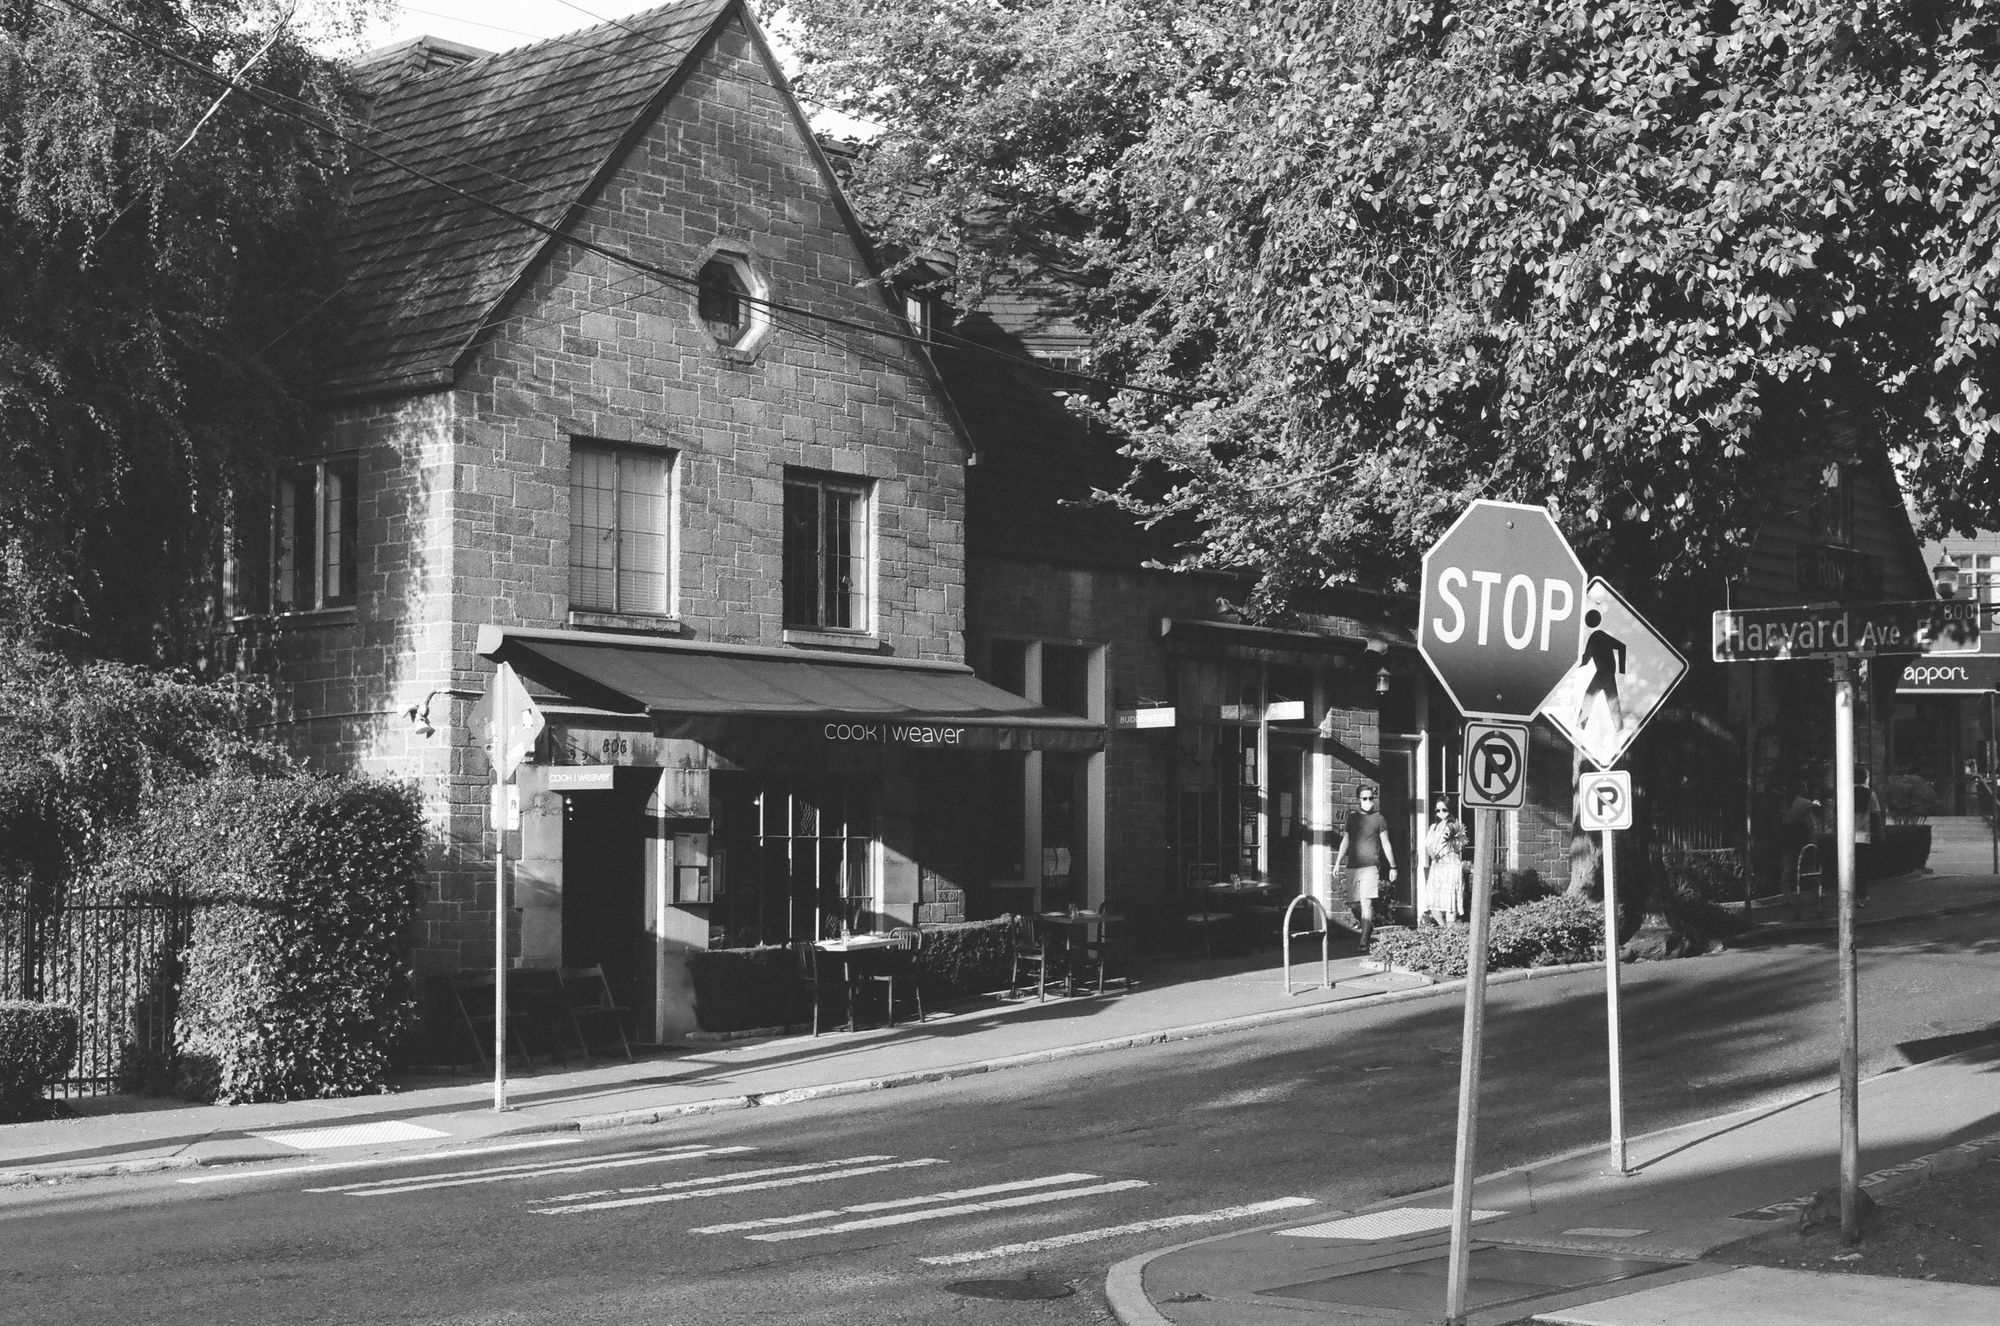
0;881;188;1097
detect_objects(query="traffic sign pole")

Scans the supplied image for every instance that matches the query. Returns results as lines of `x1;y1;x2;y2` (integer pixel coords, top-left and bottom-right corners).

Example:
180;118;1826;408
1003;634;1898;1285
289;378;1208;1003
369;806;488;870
1444;808;1496;1326
1602;827;1626;1176
1832;656;1861;1241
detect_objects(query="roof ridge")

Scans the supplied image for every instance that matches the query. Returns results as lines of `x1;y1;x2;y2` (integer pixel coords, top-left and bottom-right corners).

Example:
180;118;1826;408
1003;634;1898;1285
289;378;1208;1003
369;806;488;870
377;0;726;88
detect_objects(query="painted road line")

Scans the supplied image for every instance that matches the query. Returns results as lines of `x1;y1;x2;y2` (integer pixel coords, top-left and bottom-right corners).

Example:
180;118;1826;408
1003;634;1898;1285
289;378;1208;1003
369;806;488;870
178;1138;583;1184
535;1157;947;1215
310;1144;748;1195
252;1121;448;1150
689;1173;1105;1235
746;1179;1151;1241
919;1196;1321;1266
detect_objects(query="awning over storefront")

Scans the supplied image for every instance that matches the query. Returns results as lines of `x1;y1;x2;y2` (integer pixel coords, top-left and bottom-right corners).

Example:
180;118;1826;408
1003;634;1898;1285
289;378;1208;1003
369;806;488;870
476;625;1107;751
1896;653;2000;694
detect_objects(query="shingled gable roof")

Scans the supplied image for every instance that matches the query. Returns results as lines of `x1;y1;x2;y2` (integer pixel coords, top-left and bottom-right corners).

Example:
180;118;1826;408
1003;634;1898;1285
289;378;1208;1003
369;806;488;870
320;0;740;401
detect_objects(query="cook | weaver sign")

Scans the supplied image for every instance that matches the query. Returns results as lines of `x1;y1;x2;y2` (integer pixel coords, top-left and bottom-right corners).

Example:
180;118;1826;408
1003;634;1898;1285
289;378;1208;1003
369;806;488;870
1711;599;1979;662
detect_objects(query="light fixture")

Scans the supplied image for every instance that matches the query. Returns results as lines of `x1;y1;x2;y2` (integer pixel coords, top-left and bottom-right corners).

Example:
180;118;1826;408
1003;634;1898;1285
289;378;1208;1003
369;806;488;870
1375;666;1393;696
1933;550;1961;598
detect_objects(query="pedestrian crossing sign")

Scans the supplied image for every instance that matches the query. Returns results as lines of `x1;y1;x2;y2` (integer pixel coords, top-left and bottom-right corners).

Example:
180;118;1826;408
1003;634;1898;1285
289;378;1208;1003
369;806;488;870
1540;577;1687;771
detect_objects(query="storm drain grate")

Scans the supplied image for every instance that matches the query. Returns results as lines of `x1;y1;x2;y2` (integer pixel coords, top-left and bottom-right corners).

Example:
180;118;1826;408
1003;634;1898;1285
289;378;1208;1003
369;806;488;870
1280;1207;1506;1241
942;1276;1075;1301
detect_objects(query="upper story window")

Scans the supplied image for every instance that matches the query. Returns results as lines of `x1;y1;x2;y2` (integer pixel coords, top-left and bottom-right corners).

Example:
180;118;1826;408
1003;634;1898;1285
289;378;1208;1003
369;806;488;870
783;470;870;632
696;252;769;352
1811;462;1855;546
274;455;358;611
570;441;673;617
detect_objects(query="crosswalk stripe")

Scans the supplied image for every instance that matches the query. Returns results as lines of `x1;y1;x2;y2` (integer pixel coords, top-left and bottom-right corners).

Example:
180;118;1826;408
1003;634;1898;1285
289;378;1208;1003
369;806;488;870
540;1154;902;1206
745;1178;1151;1241
179;1138;582;1184
310;1144;749;1196
534;1157;947;1215
917;1196;1320;1266
689;1173;1105;1235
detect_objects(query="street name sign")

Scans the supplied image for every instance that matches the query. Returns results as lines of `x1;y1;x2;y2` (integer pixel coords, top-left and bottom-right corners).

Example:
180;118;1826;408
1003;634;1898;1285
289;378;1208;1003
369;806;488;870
1711;598;1978;662
1541;578;1688;771
1578;770;1634;832
1461;721;1530;810
1419;501;1588;720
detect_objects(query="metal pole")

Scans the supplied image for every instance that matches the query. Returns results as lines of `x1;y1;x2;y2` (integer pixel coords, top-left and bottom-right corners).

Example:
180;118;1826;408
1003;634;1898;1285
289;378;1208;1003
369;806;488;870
1444;807;1497;1325
494;773;509;1113
1602;827;1626;1176
1832;656;1860;1240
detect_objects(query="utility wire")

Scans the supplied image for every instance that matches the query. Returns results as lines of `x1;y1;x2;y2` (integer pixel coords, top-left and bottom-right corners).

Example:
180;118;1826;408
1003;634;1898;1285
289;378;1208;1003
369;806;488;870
54;0;1182;402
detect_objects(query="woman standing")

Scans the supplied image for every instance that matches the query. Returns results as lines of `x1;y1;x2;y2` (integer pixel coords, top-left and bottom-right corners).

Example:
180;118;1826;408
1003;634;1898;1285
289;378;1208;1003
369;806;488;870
1420;797;1468;926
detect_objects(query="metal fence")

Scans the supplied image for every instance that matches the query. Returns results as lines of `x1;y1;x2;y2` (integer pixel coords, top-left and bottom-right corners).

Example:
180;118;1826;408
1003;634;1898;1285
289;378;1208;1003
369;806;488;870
0;881;188;1097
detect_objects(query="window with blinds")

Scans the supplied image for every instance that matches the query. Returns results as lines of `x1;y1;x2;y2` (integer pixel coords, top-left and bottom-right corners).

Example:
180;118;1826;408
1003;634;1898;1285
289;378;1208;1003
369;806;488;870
570;441;673;617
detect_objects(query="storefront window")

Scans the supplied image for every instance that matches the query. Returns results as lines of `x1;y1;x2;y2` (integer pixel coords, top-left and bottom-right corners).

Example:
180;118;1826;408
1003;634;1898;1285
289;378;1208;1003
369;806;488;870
710;773;872;947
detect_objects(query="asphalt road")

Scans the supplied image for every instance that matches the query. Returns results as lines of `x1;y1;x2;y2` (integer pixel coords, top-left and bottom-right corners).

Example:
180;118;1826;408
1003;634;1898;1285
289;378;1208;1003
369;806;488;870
4;912;1997;1326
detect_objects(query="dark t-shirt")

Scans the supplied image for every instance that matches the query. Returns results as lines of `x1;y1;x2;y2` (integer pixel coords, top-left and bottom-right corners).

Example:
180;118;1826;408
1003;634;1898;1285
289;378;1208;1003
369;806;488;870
1344;810;1390;868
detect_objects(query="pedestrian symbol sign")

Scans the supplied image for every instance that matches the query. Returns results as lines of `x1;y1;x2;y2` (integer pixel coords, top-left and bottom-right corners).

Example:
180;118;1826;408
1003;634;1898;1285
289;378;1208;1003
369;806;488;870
1578;770;1634;831
1462;721;1530;810
1540;578;1687;771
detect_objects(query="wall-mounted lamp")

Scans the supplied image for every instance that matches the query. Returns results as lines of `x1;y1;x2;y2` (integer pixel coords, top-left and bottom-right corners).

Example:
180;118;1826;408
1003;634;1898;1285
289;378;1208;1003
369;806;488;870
1375;665;1393;696
1933;550;1961;598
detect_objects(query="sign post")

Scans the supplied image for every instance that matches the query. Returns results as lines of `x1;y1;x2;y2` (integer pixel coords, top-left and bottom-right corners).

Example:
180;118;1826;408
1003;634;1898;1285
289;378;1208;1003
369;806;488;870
1713;599;1978;1242
1579;770;1635;1175
1419;501;1586;1326
476;662;544;1114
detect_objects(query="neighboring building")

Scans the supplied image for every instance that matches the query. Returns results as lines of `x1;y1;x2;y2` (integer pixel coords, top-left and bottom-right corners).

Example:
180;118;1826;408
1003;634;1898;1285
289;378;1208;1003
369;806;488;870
1903;532;2000;814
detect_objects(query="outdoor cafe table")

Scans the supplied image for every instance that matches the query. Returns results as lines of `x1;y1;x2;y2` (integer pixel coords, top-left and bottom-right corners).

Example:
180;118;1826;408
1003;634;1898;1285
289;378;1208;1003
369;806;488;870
1036;910;1121;995
813;933;903;1030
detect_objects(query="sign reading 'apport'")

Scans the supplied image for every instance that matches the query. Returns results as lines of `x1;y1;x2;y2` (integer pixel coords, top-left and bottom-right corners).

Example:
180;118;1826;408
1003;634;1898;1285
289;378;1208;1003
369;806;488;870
1711;599;1979;662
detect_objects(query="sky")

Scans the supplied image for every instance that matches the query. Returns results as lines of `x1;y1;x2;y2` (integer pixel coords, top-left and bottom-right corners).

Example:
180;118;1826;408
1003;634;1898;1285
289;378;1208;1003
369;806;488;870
354;0;669;55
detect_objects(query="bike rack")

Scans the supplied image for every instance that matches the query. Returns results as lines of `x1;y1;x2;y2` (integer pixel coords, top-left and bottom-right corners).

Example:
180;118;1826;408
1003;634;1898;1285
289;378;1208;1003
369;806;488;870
1282;895;1332;995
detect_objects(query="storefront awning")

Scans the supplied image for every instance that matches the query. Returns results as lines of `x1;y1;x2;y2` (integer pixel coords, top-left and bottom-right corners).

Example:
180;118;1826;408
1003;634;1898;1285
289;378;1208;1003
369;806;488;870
476;626;1107;752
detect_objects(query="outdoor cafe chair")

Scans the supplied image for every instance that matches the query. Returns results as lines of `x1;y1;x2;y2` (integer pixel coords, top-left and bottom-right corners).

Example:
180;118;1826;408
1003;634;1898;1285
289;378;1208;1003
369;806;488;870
858;926;925;1025
1009;912;1053;1001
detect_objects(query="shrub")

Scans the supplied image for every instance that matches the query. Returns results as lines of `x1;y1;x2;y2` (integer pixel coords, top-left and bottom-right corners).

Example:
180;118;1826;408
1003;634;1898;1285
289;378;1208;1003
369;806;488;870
1882;774;1939;825
90;775;425;1103
1370;894;1604;980
687;945;809;1033
1493;868;1554;909
913;917;1015;999
1658;849;1747;906
0;1000;78;1121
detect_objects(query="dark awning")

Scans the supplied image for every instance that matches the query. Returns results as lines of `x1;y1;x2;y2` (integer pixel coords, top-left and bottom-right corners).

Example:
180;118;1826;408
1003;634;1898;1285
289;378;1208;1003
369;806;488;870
476;626;1106;752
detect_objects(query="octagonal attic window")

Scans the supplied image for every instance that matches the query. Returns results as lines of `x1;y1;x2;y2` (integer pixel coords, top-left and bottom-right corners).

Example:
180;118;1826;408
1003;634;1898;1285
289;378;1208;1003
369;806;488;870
697;255;765;349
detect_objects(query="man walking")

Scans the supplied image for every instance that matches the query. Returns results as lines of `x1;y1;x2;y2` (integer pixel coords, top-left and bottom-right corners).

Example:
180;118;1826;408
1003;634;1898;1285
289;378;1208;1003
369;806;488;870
1331;782;1397;949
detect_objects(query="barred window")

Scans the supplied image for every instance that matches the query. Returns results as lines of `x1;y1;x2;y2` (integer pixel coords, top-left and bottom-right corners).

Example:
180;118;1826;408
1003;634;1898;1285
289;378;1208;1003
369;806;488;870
274;455;359;611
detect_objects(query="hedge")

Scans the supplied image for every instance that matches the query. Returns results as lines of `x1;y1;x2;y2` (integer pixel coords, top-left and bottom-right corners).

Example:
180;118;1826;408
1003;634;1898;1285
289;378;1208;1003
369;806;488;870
1370;893;1604;980
90;775;426;1103
0;1000;78;1121
687;918;1019;1034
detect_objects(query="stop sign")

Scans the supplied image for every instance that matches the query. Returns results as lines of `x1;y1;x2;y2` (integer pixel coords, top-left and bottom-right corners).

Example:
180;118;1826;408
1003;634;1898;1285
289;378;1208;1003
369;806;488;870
1419;500;1587;719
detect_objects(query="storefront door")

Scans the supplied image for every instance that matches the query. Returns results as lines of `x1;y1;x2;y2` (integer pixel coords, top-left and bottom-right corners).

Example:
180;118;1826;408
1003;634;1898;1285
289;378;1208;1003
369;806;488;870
561;777;653;1015
1379;739;1419;920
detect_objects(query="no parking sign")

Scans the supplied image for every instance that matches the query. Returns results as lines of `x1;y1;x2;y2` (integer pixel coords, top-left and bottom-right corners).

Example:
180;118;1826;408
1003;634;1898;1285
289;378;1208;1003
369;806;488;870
1578;770;1634;832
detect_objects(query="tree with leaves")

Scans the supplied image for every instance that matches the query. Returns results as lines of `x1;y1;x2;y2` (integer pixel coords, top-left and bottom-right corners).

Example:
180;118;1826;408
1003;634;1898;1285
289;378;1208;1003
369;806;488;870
786;0;2000;615
0;0;376;659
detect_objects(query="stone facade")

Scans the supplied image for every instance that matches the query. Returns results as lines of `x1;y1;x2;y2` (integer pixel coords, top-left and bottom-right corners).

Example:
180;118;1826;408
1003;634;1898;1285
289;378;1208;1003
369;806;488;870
252;15;967;979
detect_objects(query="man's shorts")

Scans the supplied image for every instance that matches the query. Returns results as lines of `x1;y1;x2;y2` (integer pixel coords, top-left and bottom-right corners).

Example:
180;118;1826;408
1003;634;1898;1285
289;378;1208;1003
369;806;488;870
1351;866;1381;900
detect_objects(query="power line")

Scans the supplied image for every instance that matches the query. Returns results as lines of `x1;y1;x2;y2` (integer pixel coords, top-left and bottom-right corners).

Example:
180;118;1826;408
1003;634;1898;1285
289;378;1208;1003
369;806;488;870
53;0;1180;403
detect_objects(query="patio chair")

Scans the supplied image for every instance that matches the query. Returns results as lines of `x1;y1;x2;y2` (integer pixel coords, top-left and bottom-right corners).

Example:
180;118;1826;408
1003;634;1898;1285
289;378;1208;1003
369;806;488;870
1009;912;1054;1001
858;927;925;1025
559;964;634;1062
